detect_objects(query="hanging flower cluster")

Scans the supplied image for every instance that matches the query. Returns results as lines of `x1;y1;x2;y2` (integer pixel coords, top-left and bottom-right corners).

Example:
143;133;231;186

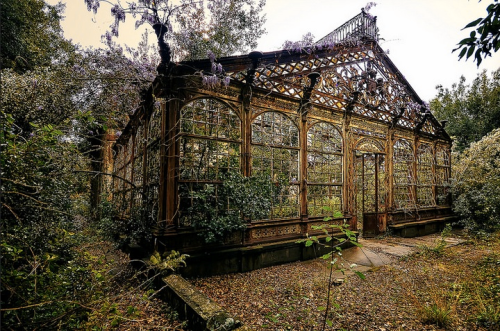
84;0;100;14
408;101;431;114
364;2;377;20
283;36;364;56
364;2;377;11
83;0;173;42
201;51;231;88
110;5;126;36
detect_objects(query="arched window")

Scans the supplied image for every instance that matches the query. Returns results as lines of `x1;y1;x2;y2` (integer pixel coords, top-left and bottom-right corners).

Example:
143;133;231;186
417;143;435;208
435;145;450;206
177;98;241;226
307;122;343;217
393;139;415;210
251;112;299;219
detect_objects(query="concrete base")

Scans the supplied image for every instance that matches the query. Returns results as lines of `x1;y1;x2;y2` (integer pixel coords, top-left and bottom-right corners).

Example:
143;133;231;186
388;217;457;238
181;233;356;277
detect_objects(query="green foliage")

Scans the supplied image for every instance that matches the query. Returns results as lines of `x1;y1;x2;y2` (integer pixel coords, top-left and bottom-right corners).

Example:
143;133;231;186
171;0;267;60
96;199;154;248
149;250;189;275
420;224;453;256
0;0;75;72
467;251;500;328
476;305;500;329
452;129;500;234
421;302;452;328
1;67;80;133
454;0;500;66
0;111;93;329
0;3;184;329
430;69;500;151
301;209;360;262
1;111;87;250
83;0;267;62
188;171;273;243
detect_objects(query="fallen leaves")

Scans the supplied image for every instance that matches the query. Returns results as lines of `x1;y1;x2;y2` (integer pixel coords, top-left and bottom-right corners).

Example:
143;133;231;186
191;232;499;330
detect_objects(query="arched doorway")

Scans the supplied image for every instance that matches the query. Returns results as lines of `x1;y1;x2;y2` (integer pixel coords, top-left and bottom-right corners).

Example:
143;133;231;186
354;139;387;237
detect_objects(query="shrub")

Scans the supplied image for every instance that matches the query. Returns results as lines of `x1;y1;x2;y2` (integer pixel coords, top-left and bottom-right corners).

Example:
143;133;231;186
1;112;92;328
187;171;273;243
452;128;500;234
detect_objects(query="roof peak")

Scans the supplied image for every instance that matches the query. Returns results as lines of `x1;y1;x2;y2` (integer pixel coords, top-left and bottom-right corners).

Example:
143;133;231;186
316;9;379;46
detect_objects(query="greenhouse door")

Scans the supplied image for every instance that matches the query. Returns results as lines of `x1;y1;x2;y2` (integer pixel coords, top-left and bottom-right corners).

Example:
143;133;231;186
355;153;386;237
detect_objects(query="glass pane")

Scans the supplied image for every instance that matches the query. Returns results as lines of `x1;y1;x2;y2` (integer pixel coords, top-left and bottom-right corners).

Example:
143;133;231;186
252;112;299;147
308;185;342;217
180;139;240;180
417;143;435;208
393;139;415;210
307;122;342;153
251;112;300;220
181;98;241;140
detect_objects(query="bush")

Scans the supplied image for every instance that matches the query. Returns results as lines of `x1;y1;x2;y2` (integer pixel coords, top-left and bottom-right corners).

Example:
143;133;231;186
1;112;92;328
187;171;273;243
452;128;500;234
96;197;153;249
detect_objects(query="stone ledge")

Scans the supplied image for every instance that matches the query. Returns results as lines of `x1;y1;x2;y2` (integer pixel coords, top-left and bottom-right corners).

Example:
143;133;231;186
162;274;242;331
389;216;457;229
388;216;457;238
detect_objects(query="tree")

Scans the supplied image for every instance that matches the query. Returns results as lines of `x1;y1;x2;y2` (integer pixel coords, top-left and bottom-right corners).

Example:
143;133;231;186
430;69;500;151
454;0;500;66
171;0;267;60
0;4;180;329
84;0;267;61
0;0;74;72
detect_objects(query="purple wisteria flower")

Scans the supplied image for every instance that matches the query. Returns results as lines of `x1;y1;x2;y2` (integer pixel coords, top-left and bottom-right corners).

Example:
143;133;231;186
364;2;377;12
84;0;100;14
73;64;86;75
111;5;126;22
207;51;216;62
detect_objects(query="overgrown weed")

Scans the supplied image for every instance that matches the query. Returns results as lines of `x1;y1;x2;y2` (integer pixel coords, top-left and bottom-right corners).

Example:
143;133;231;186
419;223;453;256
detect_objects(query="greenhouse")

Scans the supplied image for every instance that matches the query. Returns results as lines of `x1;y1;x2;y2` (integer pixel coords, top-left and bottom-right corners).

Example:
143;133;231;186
108;9;454;274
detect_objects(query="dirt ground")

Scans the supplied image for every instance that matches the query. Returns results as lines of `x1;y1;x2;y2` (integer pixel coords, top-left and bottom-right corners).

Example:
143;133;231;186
191;230;500;330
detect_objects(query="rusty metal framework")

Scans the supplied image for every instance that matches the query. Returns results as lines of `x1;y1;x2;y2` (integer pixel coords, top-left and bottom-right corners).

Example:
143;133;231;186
108;10;454;253
317;8;379;45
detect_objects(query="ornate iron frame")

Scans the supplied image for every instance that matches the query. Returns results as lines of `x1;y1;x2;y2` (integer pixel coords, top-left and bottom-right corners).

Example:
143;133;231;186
109;10;453;252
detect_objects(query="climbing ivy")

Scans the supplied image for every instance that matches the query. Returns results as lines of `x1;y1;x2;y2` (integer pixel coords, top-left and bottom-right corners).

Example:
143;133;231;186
188;171;273;243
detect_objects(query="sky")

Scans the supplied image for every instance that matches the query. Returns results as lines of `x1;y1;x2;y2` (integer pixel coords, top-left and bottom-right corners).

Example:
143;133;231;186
48;0;499;101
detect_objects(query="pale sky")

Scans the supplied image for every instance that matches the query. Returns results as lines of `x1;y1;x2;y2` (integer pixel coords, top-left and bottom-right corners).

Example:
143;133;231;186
48;0;499;101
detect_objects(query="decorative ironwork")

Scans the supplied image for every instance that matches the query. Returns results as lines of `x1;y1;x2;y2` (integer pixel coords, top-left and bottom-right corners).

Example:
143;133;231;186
316;9;379;45
417;143;435;208
307;122;343;217
252;111;300;219
107;8;455;255
393;139;416;211
177;98;241;226
251;224;301;239
435;145;451;206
